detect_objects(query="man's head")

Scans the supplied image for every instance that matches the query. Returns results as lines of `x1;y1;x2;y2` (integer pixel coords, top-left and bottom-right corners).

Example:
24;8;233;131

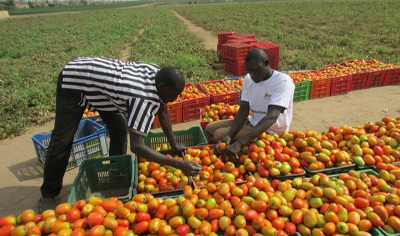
245;48;270;83
155;66;185;103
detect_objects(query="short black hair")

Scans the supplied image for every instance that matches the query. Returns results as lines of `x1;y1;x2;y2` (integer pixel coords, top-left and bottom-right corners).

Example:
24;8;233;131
155;66;185;88
245;48;269;64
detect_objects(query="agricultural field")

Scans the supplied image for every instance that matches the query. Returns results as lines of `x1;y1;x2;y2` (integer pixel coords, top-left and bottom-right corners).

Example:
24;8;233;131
0;0;399;137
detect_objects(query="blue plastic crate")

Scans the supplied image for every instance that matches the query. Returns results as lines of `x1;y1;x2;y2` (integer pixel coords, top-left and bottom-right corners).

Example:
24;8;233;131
31;119;108;171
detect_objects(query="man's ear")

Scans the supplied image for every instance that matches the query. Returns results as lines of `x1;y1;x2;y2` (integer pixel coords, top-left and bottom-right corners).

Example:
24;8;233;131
265;60;269;66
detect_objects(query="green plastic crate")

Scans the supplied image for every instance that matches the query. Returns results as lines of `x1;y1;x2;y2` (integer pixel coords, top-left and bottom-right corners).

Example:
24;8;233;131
144;126;208;149
68;155;137;204
293;80;311;102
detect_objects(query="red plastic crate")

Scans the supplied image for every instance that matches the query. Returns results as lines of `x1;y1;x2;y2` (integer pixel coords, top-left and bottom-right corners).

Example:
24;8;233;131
221;43;254;61
152;102;182;129
365;69;388;88
330;74;352;96
197;80;241;105
383;67;400;85
226;38;257;45
350;71;370;90
252;41;280;71
182;84;210;122
217;31;236;52
227;33;256;41
224;59;247;76
310;77;331;99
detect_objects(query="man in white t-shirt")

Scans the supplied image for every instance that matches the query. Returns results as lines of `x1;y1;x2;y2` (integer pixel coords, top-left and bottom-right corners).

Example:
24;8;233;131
206;48;295;161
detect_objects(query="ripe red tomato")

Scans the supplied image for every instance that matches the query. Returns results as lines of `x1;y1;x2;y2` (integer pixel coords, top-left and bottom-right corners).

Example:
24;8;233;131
136;212;151;223
66;208;81;223
87;212;104;227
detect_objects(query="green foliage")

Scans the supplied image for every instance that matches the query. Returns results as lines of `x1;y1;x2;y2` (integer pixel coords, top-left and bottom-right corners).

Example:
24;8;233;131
171;0;400;70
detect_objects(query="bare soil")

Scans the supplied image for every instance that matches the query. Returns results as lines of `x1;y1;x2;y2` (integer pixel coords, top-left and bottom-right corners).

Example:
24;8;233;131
0;6;399;217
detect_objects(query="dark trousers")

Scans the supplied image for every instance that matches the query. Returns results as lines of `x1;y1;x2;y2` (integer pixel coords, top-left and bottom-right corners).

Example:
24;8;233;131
40;73;127;198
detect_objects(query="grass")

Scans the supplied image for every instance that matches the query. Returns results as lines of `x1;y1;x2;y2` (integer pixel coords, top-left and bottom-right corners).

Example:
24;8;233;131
1;0;399;137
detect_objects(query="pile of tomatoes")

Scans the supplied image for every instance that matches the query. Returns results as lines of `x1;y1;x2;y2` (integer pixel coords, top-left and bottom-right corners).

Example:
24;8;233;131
224;78;244;91
290;58;398;83
198;81;237;95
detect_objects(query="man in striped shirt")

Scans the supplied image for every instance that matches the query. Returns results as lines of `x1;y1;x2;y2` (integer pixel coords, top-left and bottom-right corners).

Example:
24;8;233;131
39;57;202;213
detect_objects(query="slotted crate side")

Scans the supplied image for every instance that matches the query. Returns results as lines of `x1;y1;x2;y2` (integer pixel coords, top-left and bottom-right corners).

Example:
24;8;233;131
383;67;400;85
310;78;331;99
331;74;352;96
144;126;208;149
365;69;388;88
182;96;210;122
224;59;247;77
226;33;256;41
181;83;210;122
152;102;183;129
31;119;108;171
68;155;137;203
221;43;254;61
217;31;236;51
252;41;280;71
351;71;370;90
293;80;311;102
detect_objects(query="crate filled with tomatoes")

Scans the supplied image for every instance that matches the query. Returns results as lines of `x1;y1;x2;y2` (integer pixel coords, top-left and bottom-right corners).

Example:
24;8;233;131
180;83;210;122
198;80;240;105
136;150;193;197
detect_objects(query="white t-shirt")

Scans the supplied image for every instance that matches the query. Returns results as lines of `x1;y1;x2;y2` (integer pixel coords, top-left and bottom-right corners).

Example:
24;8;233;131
241;70;295;134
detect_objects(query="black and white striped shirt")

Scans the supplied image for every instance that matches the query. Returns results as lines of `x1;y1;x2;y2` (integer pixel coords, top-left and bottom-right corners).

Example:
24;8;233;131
62;57;161;135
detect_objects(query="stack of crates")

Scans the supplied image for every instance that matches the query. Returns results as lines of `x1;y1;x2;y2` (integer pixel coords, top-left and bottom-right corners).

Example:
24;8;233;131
217;31;236;52
252;41;280;71
222;33;257;76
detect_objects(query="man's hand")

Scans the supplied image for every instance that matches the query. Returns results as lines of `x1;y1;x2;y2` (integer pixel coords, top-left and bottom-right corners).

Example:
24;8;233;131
214;136;232;155
180;161;202;176
221;141;242;162
171;143;187;152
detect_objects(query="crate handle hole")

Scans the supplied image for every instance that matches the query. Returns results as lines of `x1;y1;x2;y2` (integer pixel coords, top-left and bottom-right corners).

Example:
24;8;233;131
102;160;116;165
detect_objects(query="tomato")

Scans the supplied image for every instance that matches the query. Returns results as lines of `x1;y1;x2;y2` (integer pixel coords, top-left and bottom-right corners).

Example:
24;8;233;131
81;204;94;216
169;216;185;229
55;203;72;215
116;219;129;228
0;216;16;227
87;212;104;227
260;225;277;236
199;221;212;236
133;221;149;235
113;227;128;236
244;209;258;221
367;211;384;227
235;202;249;215
71;228;86;236
52;221;71;234
157;225;172;236
20;210;36;224
0;225;15;236
358;219;372;232
218;216;231;231
102;217;118;231
252;214;265;230
136;212;150;223
290;209;303;225
11;225;27;236
72;200;87;211
153;204;168;219
148;218;161;234
182;200;195;218
66;208;81;223
176;224;190;236
303;210;317;228
251;200;268;213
